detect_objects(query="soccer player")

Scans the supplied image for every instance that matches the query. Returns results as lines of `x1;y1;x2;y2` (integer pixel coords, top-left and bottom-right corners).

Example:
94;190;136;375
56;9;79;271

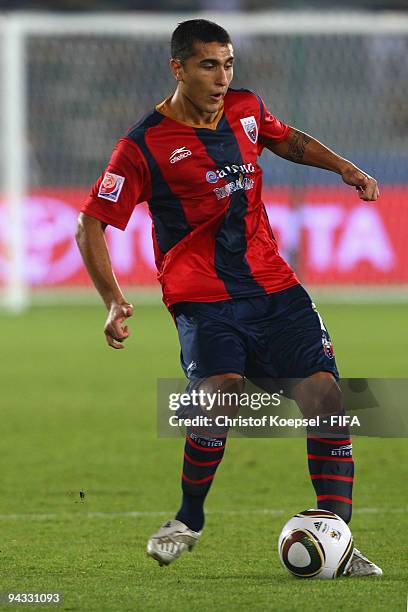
76;19;382;577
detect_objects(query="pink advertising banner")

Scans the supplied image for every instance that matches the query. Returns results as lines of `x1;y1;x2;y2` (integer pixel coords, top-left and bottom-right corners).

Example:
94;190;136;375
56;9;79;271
1;186;406;288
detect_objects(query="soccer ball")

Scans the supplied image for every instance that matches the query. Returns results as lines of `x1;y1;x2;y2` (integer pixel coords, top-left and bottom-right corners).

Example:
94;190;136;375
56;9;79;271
278;509;354;579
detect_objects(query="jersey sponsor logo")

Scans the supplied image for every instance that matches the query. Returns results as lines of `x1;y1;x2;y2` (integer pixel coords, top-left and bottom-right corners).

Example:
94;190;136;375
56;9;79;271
98;172;125;202
240;115;258;144
331;444;353;457
206;171;218;184
213;174;255;200
170;146;192;164
205;162;255;183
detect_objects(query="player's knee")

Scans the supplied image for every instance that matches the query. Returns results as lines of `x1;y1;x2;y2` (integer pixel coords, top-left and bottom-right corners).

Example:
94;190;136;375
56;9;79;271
293;372;343;419
198;373;244;418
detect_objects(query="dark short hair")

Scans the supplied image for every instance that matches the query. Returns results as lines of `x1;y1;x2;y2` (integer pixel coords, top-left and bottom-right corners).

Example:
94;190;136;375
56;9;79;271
171;19;232;63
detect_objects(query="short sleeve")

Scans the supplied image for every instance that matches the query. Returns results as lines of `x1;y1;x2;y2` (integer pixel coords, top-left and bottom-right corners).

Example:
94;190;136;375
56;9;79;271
257;97;290;155
81;137;151;230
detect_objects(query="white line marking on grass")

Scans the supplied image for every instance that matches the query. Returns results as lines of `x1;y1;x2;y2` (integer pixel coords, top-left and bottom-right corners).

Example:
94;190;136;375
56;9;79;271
0;507;406;521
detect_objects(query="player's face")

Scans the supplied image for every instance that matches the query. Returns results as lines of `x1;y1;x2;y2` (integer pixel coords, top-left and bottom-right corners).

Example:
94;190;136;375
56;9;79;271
174;41;234;116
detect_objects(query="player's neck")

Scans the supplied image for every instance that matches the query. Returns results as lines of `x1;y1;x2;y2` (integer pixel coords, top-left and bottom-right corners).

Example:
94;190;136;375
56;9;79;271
167;89;221;126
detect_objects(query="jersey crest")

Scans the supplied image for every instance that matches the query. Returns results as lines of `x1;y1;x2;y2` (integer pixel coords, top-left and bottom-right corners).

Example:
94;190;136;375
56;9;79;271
240;115;258;144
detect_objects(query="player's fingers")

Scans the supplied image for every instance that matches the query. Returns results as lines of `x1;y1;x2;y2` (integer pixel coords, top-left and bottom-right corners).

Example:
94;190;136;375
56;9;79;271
357;178;379;201
360;182;379;201
122;325;129;336
104;332;125;349
111;320;130;340
124;304;134;318
368;182;380;200
104;321;130;346
356;186;366;199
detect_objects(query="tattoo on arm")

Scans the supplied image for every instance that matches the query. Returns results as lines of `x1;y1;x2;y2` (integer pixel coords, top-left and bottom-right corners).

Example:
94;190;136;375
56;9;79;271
286;129;312;163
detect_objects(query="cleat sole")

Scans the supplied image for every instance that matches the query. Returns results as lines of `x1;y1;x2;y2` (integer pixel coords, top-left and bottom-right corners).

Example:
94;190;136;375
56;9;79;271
147;550;170;567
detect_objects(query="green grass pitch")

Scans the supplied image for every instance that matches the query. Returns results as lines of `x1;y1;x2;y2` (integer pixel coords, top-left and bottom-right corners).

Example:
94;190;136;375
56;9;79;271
0;301;407;611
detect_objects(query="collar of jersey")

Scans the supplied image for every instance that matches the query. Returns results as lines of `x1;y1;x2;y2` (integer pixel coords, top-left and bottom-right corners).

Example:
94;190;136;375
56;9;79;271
155;95;224;131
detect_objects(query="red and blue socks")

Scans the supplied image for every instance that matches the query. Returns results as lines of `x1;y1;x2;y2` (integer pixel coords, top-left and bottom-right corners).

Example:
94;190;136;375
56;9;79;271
307;429;354;523
175;432;226;532
175;424;354;531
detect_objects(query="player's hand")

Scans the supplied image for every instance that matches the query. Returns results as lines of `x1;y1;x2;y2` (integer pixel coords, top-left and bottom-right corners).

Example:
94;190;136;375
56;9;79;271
341;165;379;201
104;301;134;349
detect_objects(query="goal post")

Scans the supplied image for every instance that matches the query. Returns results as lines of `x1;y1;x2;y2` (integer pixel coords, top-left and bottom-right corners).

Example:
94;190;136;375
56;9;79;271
1;15;28;313
1;11;408;311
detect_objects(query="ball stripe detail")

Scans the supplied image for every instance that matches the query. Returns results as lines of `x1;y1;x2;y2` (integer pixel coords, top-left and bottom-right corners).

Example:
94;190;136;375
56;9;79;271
335;536;354;577
280;529;325;578
296;509;340;520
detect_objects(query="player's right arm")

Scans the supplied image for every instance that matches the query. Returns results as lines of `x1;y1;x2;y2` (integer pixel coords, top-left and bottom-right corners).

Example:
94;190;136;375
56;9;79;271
76;137;151;349
76;213;133;349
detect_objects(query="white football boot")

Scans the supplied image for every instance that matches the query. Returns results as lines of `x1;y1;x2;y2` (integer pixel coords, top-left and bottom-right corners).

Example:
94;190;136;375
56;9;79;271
146;519;201;566
344;548;383;577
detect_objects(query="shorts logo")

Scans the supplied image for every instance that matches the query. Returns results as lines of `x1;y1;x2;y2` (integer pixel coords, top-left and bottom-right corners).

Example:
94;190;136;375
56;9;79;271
331;444;353;457
322;332;335;359
187;360;197;375
170;146;192;164
240;115;258;144
98;172;125;202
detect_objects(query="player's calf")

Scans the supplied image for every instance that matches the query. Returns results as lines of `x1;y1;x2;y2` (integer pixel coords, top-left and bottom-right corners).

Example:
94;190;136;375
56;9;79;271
292;371;354;524
175;374;243;532
175;432;226;531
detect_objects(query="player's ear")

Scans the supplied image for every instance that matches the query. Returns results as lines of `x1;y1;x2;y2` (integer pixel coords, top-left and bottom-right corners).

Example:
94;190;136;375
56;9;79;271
170;58;183;81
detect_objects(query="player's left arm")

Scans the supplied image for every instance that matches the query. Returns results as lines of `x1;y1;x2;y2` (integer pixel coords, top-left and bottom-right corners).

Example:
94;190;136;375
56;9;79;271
265;127;379;201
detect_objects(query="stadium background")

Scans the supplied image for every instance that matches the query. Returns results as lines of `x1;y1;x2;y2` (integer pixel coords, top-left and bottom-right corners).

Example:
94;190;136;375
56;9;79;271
0;2;407;611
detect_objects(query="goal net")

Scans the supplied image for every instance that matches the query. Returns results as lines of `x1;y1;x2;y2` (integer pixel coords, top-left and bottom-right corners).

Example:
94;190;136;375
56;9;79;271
1;11;407;310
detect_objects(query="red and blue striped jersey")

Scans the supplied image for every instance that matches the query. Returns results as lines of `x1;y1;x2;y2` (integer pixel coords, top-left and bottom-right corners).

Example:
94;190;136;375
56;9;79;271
82;88;299;307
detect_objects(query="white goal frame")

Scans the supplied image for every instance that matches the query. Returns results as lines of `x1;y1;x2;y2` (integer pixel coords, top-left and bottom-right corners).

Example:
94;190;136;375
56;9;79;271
1;10;408;312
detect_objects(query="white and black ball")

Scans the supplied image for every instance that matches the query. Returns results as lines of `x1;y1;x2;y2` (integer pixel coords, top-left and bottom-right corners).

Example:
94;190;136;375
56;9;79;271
278;509;353;579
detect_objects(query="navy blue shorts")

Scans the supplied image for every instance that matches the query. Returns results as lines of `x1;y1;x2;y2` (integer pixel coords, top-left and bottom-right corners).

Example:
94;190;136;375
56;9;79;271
172;284;339;384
